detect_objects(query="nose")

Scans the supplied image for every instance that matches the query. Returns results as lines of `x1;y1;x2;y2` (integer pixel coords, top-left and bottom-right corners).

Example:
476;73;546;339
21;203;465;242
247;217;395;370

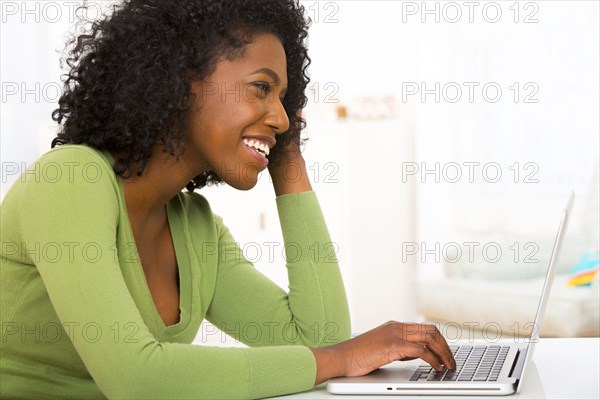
264;98;290;135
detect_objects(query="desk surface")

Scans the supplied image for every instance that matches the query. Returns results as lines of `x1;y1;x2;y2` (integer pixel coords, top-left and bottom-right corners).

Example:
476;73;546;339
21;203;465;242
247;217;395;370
273;338;599;400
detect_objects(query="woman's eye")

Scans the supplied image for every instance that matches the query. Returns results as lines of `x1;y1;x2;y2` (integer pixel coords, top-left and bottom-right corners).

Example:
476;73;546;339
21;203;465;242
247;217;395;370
253;82;271;94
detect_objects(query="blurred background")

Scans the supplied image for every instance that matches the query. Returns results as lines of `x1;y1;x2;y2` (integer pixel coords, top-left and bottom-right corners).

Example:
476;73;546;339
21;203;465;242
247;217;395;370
1;1;598;342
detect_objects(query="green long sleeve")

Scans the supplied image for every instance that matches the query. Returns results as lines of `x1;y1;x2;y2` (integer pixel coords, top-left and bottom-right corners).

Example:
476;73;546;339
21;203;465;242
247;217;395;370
0;145;351;399
206;192;351;348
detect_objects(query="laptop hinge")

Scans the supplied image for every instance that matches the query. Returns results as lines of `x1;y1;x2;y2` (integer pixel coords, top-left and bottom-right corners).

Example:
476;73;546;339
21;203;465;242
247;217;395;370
508;348;528;378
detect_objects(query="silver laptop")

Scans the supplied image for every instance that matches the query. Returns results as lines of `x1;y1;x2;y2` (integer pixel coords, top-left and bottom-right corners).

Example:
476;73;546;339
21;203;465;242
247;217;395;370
327;193;574;396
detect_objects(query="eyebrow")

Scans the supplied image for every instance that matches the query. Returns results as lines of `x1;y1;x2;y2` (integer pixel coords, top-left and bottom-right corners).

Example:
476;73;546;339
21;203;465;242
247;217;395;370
248;68;281;85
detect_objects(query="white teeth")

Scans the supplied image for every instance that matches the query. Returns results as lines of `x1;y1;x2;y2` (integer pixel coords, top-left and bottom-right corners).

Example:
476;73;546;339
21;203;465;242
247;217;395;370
259;143;270;156
243;138;270;156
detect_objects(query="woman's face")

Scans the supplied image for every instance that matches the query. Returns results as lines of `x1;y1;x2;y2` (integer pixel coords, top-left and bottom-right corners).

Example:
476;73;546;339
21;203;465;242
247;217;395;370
184;32;290;190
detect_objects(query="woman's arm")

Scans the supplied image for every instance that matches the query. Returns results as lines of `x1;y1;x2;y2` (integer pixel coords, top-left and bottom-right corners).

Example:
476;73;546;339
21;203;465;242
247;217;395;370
266;140;456;383
205;190;351;348
205;203;455;385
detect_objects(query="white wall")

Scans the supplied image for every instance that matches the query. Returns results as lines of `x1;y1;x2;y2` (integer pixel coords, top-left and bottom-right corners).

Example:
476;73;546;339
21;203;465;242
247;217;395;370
1;1;598;335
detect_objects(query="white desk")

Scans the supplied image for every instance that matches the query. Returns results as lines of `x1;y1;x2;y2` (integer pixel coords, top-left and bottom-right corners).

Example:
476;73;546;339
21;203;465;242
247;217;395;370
273;338;599;399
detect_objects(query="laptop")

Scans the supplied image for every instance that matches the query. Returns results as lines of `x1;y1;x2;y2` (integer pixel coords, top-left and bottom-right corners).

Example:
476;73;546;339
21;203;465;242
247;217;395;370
327;193;574;396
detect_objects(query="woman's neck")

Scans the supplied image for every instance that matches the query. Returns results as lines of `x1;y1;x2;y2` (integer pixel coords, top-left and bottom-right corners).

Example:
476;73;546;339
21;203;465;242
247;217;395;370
111;145;200;222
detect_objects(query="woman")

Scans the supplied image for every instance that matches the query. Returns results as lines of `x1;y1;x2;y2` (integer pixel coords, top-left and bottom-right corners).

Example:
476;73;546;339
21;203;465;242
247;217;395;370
0;0;455;398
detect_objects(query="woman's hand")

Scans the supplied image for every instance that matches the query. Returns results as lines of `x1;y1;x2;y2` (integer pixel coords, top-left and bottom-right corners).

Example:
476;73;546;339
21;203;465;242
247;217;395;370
267;137;313;196
310;321;457;385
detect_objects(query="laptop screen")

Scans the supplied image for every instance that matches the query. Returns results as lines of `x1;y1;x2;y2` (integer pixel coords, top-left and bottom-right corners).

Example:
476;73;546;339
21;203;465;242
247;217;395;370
516;192;573;393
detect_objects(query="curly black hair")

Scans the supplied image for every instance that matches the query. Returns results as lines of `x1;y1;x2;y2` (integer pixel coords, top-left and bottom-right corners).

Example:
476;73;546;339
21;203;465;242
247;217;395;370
52;0;311;190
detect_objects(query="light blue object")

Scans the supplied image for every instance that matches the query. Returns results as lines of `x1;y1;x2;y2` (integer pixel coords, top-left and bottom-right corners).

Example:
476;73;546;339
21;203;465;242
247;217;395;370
568;249;600;286
570;251;600;274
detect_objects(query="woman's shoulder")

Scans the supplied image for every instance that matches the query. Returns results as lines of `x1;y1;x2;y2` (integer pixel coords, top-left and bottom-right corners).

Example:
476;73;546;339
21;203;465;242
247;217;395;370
3;144;119;206
1;144;120;240
35;144;114;169
22;144;117;187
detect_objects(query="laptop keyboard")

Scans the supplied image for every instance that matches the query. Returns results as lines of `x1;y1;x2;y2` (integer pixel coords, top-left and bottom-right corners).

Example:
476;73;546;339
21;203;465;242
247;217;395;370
410;345;510;382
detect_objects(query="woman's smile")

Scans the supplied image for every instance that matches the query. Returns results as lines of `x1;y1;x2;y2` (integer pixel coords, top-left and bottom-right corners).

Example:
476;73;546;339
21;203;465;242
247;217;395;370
242;135;276;168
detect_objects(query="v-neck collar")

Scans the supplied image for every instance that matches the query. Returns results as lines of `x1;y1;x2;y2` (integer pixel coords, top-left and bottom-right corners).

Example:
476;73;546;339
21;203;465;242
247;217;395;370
100;149;192;339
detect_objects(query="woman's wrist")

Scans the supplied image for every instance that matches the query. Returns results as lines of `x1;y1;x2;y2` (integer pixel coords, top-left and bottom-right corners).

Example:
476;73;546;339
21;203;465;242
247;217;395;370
309;345;346;385
269;155;313;196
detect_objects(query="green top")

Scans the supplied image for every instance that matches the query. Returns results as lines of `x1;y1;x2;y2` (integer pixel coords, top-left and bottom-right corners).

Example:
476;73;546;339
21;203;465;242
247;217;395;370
0;145;351;399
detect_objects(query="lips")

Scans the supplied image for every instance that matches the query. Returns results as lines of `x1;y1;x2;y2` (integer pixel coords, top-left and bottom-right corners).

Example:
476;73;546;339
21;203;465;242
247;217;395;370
241;135;276;169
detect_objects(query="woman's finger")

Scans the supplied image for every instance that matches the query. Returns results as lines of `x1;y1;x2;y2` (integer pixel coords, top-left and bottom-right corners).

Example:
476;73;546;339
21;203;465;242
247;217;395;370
397;323;456;369
397;342;444;371
421;325;456;369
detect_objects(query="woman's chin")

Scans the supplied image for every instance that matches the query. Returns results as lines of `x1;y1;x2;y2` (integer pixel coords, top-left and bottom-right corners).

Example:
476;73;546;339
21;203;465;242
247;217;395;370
225;175;259;191
215;161;264;190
